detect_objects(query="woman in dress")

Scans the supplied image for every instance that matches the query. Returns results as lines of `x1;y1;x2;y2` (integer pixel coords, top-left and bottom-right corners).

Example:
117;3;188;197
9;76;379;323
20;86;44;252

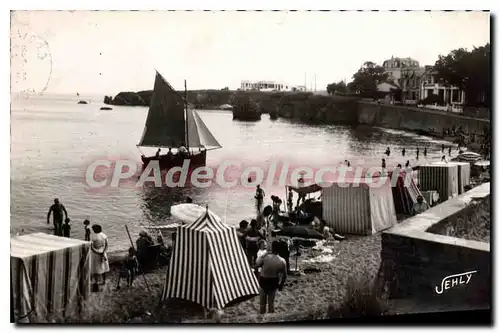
90;224;110;285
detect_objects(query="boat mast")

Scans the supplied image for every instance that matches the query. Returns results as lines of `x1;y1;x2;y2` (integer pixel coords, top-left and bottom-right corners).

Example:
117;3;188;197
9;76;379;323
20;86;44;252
184;79;190;152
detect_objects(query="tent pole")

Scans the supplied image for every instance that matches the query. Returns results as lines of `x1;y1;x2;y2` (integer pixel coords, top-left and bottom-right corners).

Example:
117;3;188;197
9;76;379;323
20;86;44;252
125;225;151;292
285;186;288;213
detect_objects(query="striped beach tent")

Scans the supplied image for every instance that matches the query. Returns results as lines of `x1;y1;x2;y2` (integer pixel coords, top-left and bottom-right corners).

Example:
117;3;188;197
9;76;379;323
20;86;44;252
432;161;470;194
10;233;90;323
419;163;459;202
321;178;398;235
161;208;259;310
390;170;423;215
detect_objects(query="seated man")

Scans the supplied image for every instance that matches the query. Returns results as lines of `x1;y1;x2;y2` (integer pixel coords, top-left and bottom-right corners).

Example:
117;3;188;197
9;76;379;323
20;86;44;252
136;231;155;271
412;195;430;215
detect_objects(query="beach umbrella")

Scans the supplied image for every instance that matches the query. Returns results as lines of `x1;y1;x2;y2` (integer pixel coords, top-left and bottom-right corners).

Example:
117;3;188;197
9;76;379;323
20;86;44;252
275;226;324;240
453;152;482;162
474;160;490;167
170;203;222;224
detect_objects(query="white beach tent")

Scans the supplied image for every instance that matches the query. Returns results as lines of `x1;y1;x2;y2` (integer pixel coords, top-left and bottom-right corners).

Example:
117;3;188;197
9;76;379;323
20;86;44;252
10;233;91;323
161;207;259;310
289;177;398;235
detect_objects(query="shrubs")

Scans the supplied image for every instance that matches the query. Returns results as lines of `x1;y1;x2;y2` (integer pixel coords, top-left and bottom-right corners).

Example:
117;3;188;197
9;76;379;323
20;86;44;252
427;196;491;242
327;272;387;319
420;93;445;106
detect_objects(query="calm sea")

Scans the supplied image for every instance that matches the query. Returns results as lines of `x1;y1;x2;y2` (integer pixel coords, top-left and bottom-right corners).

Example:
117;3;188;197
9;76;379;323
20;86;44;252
11;93;450;252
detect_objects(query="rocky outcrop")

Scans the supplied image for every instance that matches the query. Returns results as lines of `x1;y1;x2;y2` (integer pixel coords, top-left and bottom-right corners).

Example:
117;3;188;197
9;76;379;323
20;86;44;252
77;100;88;104
231;94;261;121
111;92;146;106
101;89;360;124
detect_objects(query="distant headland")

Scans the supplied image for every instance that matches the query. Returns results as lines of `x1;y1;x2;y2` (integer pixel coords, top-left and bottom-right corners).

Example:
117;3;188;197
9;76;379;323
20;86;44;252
102;89;361;123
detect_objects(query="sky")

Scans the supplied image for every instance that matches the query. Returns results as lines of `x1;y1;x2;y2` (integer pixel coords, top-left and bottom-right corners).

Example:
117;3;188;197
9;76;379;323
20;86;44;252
10;11;490;95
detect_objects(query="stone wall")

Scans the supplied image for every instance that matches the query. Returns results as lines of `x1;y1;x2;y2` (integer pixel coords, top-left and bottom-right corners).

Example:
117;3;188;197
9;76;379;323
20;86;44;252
379;183;490;307
357;101;490;134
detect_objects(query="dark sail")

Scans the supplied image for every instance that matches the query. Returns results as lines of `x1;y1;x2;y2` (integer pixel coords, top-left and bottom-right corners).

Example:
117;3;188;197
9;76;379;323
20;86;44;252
137;72;186;148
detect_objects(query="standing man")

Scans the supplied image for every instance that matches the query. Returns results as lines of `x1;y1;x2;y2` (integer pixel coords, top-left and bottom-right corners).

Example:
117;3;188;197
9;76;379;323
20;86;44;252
255;241;287;314
47;198;68;236
255;185;265;213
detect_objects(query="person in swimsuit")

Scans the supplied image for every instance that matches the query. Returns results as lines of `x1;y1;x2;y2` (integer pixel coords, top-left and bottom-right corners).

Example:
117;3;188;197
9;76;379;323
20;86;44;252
47;198;68;236
116;247;139;290
236;220;249;252
83;219;91;241
255;241;287;314
255;185;265;213
62;218;71;238
245;219;263;267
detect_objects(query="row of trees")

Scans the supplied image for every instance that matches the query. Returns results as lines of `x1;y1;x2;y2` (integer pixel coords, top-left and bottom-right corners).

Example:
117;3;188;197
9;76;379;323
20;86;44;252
326;61;390;97
326;43;490;107
433;43;490;107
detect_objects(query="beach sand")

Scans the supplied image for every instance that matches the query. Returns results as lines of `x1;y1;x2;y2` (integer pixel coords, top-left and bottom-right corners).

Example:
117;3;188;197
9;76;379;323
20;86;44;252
62;234;382;323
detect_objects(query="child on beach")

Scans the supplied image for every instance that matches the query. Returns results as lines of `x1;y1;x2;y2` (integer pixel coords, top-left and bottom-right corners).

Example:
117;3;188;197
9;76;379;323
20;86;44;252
254;240;268;277
116;247;138;290
62;218;71;238
83;219;91;241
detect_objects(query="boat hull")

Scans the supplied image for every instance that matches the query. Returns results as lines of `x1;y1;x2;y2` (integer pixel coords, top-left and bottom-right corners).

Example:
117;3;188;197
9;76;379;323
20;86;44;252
141;150;207;169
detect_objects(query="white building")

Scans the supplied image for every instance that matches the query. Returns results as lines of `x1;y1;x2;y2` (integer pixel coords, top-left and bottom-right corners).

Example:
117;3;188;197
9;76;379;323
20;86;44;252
382;56;420;81
419;66;465;105
382;57;465;106
240;80;305;92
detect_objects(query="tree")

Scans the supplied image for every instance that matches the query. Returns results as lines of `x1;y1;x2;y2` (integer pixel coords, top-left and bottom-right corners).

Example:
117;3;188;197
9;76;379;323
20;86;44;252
433;43;490;107
348;61;388;97
326;81;348;95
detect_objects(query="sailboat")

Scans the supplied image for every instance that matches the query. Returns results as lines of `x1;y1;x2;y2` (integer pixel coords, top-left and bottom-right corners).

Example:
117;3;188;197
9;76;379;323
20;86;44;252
137;71;222;169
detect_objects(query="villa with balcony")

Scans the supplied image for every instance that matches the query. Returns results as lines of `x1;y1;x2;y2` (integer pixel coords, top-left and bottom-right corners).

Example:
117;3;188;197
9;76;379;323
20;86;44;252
381;57;465;112
419;66;465;105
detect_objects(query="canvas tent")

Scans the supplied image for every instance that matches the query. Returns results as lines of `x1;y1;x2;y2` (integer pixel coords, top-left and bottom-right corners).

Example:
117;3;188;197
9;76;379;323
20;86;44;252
288;177;398;235
435;161;470;194
419;163;459;202
10;233;90;323
390;170;423;215
161;208;259;310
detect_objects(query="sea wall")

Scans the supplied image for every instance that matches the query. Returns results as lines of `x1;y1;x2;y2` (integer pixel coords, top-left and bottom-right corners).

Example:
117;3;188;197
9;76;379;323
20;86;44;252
357;101;490;133
380;183;490;307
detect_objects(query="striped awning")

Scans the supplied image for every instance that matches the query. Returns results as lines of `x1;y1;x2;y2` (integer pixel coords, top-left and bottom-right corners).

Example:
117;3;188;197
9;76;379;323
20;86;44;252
389;171;422;215
161;209;259;310
11;233;90;323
